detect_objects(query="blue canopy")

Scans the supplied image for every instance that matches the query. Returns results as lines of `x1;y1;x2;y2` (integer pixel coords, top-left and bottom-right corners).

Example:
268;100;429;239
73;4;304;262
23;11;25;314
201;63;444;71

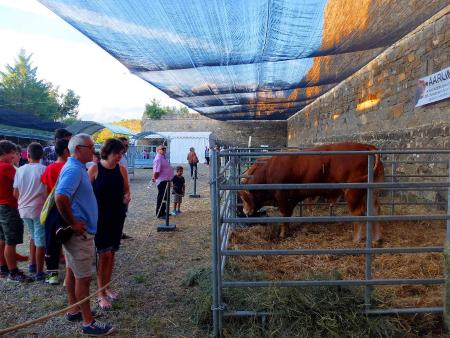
67;121;135;136
0;108;66;131
39;0;448;120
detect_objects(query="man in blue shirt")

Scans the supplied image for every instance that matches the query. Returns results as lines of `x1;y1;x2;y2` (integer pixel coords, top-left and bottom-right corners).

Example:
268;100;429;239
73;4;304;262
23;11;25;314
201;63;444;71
55;134;114;336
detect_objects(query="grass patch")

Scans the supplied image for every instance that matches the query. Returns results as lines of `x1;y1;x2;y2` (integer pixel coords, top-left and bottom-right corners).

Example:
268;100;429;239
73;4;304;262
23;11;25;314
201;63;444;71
147;316;167;337
183;265;407;337
134;273;146;284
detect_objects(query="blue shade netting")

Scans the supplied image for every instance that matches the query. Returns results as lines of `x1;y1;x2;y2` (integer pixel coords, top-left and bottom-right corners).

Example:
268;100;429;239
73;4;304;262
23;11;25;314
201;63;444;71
39;0;449;120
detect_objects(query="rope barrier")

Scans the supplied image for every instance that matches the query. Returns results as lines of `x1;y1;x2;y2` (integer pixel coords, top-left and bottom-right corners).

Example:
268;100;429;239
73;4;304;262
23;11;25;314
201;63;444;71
0;182;171;335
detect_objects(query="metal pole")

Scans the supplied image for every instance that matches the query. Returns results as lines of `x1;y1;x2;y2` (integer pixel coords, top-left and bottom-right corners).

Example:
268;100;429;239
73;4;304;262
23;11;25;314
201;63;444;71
391;156;396;215
230;156;237;219
190;165;201;198
165;181;170;225
447;157;450;240
210;149;222;337
365;155;374;311
216;154;224;336
445;157;450;329
157;181;176;231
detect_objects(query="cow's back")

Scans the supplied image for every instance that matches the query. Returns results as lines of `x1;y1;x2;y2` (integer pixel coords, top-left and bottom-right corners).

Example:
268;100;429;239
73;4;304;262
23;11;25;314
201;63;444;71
261;142;382;184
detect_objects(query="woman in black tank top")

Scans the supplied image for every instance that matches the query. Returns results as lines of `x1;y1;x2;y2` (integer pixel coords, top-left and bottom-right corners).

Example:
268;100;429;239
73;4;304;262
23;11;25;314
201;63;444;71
88;139;130;310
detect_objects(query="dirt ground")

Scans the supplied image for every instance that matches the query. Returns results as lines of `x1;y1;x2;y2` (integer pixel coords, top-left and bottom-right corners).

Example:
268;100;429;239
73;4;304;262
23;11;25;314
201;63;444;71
0;165;213;337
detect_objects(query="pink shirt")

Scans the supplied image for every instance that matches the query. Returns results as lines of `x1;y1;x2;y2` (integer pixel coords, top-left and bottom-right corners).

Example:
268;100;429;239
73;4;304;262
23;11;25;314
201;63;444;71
152;153;173;186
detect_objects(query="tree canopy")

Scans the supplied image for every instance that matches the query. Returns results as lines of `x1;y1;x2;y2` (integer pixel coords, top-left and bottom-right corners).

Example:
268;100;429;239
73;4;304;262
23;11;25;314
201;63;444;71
93;119;142;143
144;98;190;119
0;49;80;122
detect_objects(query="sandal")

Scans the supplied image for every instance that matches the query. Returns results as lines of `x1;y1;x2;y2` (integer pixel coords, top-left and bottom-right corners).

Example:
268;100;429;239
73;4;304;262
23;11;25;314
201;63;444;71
98;297;112;310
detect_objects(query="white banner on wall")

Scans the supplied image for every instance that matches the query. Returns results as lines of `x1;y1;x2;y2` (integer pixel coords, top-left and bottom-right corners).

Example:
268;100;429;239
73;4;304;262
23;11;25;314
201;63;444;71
415;66;450;107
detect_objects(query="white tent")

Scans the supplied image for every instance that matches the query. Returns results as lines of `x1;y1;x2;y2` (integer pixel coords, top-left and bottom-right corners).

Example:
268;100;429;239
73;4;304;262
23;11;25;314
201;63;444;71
145;132;213;164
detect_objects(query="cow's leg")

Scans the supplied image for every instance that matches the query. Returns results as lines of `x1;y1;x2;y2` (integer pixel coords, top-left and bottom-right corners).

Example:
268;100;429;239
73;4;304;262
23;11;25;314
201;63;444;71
372;191;383;244
279;206;295;238
275;193;294;239
344;189;366;242
279;223;289;239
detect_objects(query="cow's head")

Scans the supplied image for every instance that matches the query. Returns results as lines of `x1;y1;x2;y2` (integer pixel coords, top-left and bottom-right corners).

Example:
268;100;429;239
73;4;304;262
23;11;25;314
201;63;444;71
238;190;256;216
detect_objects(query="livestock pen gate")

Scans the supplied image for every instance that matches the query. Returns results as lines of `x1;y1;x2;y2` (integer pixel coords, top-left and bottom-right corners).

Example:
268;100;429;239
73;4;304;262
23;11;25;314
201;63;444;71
209;147;450;338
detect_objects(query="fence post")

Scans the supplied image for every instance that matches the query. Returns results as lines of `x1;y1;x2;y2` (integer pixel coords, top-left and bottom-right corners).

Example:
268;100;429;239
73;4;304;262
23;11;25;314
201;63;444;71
391;155;397;215
230;156;237;219
365;154;374;311
210;149;223;337
444;158;450;329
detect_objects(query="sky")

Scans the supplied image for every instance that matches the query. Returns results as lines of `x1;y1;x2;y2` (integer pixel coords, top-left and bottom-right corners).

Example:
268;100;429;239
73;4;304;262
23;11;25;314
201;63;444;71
0;0;186;122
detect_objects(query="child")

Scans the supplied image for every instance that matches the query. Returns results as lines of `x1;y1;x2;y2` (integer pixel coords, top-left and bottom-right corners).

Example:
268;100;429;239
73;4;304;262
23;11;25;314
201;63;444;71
40;139;70;285
0;140;33;282
171;166;185;215
13;143;47;281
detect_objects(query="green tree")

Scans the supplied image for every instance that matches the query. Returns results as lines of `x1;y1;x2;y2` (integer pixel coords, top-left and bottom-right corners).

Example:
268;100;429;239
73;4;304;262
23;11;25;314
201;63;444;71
0;49;80;121
143;99;191;119
58;89;80;120
144;99;168;119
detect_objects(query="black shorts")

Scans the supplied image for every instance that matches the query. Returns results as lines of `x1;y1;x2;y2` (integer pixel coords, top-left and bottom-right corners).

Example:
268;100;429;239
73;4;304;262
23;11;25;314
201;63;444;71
0;205;24;245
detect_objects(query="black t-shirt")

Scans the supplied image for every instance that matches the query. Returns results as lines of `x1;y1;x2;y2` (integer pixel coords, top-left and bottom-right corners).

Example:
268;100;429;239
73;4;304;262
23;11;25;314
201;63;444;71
172;175;185;194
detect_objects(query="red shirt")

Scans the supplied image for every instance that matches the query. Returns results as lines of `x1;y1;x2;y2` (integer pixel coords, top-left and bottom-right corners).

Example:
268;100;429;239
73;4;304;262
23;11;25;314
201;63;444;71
0;162;17;208
41;161;65;194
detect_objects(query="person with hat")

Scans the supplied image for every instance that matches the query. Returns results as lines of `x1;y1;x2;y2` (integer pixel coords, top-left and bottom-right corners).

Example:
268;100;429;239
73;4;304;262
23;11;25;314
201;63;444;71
152;144;173;219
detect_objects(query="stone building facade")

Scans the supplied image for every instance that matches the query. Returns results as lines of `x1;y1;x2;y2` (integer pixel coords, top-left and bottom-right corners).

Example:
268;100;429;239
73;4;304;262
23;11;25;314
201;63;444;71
142;113;287;147
287;9;450;150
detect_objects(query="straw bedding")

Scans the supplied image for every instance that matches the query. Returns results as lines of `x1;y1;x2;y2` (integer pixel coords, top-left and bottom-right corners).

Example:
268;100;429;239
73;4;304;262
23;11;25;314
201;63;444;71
229;204;445;309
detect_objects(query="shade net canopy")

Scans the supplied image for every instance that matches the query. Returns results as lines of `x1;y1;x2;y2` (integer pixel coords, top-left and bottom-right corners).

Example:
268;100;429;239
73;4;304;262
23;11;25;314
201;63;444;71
39;0;449;120
0;109;66;132
67;121;135;136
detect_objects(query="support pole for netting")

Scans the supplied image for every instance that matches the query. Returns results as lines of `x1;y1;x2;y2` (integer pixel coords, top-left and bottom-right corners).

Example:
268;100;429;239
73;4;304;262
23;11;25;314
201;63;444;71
444;157;450;329
365;155;374;311
190;165;201;198
210;149;223;337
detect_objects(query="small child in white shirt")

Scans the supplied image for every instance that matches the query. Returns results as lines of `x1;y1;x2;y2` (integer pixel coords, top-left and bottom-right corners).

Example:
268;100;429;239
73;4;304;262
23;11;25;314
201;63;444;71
13;143;47;280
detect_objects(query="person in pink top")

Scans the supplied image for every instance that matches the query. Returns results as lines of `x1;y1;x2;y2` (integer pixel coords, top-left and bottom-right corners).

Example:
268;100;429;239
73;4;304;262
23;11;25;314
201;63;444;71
152;144;173;219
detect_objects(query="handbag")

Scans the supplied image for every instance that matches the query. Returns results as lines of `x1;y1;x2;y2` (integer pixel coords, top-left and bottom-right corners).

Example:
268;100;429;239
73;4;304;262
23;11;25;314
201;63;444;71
40;185;56;225
48;204;73;244
40;178;73;244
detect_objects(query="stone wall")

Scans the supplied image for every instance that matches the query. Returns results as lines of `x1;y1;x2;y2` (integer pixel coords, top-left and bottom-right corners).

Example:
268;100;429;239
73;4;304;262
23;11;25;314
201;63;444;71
142;113;287;147
287;9;450;149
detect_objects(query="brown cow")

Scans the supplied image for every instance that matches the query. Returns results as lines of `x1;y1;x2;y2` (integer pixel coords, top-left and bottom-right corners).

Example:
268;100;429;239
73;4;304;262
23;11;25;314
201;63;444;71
239;142;384;243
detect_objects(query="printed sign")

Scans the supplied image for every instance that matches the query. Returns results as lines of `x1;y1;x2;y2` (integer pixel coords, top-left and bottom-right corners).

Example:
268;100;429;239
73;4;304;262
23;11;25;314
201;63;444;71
415;66;450;107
